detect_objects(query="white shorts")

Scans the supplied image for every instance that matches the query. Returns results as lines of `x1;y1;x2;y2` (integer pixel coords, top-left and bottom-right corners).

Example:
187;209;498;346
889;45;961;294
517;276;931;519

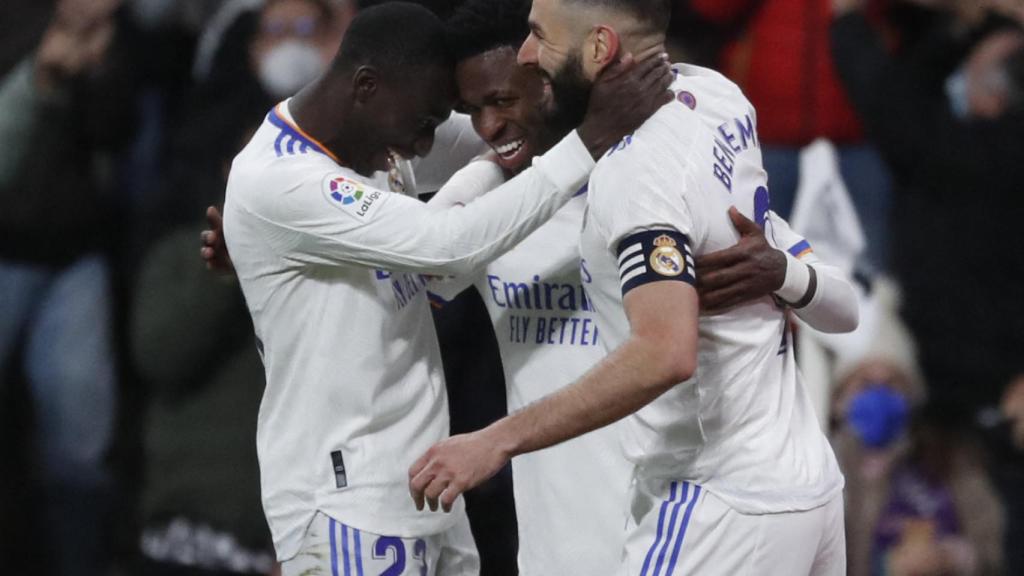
282;511;479;576
620;478;845;576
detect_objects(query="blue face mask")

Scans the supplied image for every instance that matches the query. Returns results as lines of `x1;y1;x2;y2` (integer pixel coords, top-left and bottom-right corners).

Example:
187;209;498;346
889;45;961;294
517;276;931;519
846;384;909;449
945;68;971;120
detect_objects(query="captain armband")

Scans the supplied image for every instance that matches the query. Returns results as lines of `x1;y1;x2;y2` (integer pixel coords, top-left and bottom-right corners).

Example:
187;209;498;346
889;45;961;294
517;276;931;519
615;229;696;297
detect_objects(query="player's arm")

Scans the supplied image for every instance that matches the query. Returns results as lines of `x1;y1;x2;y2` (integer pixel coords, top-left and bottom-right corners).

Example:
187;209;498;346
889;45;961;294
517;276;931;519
243;130;593;277
239;54;673;276
409;233;699;512
696;208;859;333
425;156;506;209
766;211;859;333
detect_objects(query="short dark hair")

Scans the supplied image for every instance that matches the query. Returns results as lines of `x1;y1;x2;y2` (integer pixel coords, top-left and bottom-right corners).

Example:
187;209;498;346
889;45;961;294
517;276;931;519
564;0;671;33
357;0;454;19
446;0;531;63
333;2;452;77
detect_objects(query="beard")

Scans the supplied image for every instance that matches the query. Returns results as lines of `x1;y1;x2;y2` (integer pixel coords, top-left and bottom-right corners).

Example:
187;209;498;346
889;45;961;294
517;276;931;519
544;52;592;134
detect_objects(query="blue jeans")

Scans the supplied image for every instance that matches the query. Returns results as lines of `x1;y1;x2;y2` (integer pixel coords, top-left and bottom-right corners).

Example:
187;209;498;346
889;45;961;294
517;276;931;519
762;144;892;273
0;254;117;576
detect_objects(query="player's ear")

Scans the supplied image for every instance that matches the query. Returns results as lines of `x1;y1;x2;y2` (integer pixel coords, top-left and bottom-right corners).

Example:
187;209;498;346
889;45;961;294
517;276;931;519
352;66;379;103
585;25;620;76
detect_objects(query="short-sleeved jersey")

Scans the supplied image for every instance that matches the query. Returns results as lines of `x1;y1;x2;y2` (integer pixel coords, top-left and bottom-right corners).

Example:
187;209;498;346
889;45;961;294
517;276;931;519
224;101;595;559
580;64;843;514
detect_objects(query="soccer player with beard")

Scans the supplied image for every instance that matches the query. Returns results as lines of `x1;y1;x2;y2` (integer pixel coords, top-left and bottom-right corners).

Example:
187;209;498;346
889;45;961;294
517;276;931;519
411;1;857;574
222;2;673;574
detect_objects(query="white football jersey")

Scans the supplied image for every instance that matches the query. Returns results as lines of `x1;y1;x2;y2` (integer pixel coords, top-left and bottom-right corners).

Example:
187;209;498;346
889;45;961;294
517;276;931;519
580;64;844;514
431;167;632;575
223;101;595;559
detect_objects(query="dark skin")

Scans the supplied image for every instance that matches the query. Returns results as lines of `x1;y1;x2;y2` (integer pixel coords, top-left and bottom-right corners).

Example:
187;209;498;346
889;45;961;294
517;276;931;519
204;49;785;310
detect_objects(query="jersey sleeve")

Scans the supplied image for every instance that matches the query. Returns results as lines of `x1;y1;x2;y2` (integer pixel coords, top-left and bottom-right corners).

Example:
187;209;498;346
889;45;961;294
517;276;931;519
238;130;594;277
765;211;859;333
764;210;819;265
589;148;701;297
426;158;506;210
409;112;489;194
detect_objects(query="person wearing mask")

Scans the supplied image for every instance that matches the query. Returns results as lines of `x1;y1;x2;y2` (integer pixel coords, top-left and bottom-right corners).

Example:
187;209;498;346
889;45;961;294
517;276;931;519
831;0;1024;572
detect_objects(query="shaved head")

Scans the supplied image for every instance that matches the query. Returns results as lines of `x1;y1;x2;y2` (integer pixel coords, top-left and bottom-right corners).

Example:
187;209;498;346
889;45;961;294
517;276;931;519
560;0;671;34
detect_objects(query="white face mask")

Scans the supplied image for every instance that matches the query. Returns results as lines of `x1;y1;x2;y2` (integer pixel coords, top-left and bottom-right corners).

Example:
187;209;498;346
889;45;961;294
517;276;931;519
945;67;971;120
258;40;325;99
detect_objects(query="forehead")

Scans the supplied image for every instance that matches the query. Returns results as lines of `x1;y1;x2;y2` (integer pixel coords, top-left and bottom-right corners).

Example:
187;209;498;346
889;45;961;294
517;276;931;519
528;0;568;33
455;47;520;99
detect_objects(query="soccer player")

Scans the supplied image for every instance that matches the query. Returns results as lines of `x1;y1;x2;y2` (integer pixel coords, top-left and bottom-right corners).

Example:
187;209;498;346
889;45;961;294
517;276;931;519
222;2;672;574
409;1;855;574
426;0;858;574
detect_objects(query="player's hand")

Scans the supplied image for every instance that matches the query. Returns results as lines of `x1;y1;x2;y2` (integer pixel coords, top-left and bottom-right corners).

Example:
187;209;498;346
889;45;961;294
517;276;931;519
695;207;786;314
200;205;235;274
408;429;510;513
578;51;674;159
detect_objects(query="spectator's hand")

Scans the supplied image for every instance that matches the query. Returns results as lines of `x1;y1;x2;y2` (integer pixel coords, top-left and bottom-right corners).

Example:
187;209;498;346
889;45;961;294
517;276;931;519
1001;374;1024;451
694;207;786;314
578;51;674;159
409;429;510;513
34;0;122;93
201;206;235;274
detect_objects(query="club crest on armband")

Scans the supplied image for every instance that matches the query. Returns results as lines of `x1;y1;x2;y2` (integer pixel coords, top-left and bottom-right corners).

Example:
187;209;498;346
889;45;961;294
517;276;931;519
650;234;684;277
329;177;364;205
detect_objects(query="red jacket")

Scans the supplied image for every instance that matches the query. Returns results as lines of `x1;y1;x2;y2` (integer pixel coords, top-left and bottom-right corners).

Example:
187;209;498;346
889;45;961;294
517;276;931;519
689;0;874;145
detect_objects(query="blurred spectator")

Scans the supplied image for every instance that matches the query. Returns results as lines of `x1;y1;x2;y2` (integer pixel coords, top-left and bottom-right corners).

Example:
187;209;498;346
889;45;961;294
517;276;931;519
682;0;894;273
155;0;347;232
131;228;274;576
0;0;142;574
831;1;1024;571
830;280;1004;576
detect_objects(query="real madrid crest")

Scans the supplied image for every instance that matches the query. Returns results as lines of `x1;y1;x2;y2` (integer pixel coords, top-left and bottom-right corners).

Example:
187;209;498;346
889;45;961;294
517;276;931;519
650;234;684;277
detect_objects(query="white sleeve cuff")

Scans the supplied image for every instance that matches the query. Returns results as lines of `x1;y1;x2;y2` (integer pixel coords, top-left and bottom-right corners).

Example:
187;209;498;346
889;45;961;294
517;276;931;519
775;251;811;305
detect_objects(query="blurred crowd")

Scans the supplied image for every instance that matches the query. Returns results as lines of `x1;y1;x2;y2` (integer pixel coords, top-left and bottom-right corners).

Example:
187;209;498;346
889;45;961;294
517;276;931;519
0;0;1021;575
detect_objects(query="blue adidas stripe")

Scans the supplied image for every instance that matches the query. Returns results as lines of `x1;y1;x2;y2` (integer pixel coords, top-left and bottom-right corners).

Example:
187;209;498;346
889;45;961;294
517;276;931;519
640;481;679;576
651;482;690;576
354;528;364;576
665;484;702;575
330;518;340;576
342;524;352;576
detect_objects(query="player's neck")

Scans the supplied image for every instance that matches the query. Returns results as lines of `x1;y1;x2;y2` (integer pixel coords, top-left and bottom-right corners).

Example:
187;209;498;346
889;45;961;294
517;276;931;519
290;76;353;165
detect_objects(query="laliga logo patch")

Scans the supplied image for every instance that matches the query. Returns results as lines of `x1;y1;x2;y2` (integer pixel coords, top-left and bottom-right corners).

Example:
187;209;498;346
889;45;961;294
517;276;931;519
323;174;384;219
329;177;364;205
650;234;684;277
677;91;697;110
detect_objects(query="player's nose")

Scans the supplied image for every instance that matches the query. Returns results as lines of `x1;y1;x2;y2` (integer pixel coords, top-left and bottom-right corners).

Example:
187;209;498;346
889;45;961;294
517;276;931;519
518;33;539;66
477;108;506;143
